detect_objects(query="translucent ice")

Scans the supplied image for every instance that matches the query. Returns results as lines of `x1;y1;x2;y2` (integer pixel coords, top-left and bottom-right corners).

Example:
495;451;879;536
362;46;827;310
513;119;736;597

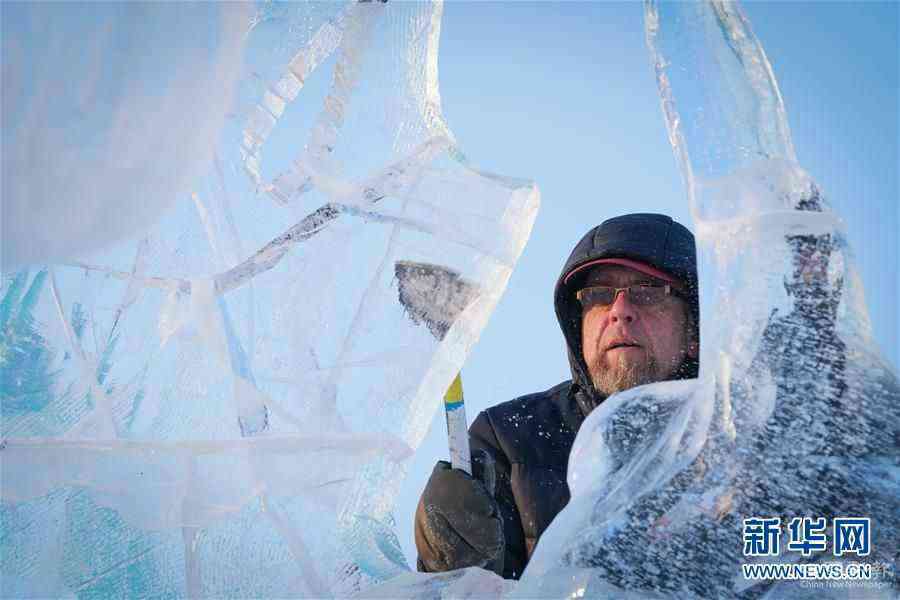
358;567;515;599
0;3;538;597
1;4;249;271
515;2;899;599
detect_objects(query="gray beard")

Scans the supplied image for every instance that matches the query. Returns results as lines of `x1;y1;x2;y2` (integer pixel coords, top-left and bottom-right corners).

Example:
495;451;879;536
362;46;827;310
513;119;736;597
588;349;659;397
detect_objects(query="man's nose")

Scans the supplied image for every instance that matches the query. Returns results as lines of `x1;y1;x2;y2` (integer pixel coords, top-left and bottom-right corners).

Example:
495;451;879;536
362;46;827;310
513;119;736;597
608;289;636;323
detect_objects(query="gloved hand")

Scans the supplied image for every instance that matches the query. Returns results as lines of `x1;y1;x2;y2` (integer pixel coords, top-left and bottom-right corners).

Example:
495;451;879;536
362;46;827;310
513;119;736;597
414;449;505;576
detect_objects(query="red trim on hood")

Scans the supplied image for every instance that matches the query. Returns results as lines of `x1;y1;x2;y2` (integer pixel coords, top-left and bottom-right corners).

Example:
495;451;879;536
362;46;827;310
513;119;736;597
563;257;678;286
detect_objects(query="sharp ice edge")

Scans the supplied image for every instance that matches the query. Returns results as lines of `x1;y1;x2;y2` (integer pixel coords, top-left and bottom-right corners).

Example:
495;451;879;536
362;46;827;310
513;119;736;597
264;2;385;206
241;5;348;187
709;0;796;164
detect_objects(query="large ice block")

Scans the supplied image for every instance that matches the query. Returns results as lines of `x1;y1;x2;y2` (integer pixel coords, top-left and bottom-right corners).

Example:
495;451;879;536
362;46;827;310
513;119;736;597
1;3;539;597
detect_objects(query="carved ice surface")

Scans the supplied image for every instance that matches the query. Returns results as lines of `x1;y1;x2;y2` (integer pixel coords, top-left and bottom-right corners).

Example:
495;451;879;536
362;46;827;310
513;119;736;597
1;4;249;272
357;567;516;599
515;2;899;599
0;2;538;597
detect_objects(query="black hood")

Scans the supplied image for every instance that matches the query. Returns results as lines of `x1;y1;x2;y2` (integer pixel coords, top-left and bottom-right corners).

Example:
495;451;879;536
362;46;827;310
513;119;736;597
553;213;699;416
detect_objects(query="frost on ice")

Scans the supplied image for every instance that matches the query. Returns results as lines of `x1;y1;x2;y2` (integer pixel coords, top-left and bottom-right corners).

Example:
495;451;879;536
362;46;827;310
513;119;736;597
515;2;899;598
0;2;538;597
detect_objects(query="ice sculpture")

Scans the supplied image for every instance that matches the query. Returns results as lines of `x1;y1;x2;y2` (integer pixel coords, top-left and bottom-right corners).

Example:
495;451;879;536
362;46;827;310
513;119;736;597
514;2;899;599
0;2;538;597
361;566;515;599
1;4;249;271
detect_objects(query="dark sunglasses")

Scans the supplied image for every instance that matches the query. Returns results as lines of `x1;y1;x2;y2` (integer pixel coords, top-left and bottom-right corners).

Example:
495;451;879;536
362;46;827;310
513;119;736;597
576;284;685;309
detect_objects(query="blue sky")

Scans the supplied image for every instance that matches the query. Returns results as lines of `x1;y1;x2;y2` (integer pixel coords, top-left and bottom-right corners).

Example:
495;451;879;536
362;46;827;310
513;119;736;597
396;0;899;565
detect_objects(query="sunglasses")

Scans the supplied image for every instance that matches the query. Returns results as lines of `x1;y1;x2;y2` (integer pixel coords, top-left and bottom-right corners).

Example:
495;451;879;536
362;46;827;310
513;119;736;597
576;284;685;309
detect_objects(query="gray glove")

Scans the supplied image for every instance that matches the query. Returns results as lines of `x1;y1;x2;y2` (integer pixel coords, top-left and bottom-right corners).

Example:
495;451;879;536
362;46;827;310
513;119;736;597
414;449;505;575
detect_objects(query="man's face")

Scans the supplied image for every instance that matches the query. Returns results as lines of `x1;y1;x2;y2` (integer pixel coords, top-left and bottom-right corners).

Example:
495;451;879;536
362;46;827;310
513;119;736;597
580;264;696;397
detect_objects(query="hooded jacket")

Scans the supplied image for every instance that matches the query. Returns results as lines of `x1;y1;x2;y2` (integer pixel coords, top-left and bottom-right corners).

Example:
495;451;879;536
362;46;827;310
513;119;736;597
462;214;699;579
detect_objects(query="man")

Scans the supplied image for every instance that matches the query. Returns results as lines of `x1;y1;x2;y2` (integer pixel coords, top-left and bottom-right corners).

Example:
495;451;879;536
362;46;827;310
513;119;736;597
414;213;700;579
